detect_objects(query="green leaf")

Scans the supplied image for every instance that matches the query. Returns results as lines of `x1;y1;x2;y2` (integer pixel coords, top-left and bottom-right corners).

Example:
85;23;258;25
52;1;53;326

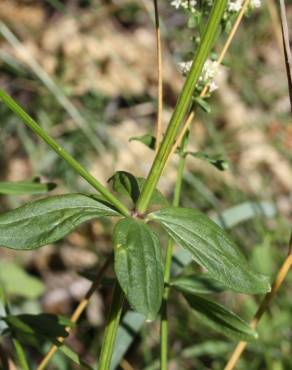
193;97;211;113
60;345;94;369
129;134;156;150
113;218;164;321
0;179;56;195
108;171;168;207
185;151;229;171
0;261;44;299
170;273;224;294
0;194;120;250
109;171;140;203
148;207;270;294
183;293;258;341
4;313;72;342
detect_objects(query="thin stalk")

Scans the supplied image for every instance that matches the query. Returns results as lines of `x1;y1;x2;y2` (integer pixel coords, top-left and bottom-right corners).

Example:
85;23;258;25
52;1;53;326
224;233;292;370
37;256;112;370
153;0;163;153
136;0;227;214
279;0;292;113
98;282;125;370
160;2;249;360
0;90;130;217
225;6;292;366
168;0;250;160
12;339;30;370
266;0;283;51
160;134;189;370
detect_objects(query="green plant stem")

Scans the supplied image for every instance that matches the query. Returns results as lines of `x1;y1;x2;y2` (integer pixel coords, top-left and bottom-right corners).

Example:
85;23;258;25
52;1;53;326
160;133;189;370
0;89;130;217
98;282;125;370
12;338;30;370
1;287;30;370
136;0;227;214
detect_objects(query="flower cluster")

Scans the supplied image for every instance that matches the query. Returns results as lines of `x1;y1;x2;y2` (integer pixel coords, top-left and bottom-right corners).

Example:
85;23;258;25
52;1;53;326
171;0;197;12
171;0;262;13
178;59;219;93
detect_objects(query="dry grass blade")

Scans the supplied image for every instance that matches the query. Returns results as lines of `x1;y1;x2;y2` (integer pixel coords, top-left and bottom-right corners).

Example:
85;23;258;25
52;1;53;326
37;256;112;370
153;0;163;153
279;0;292;113
266;0;284;50
224;233;292;370
224;4;292;367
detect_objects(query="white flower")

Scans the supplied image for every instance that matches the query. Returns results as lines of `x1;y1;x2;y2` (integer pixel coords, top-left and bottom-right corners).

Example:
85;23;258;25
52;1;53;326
208;80;218;92
202;60;218;80
178;59;219;93
177;60;193;75
171;0;182;9
227;0;243;12
171;0;197;12
250;0;261;8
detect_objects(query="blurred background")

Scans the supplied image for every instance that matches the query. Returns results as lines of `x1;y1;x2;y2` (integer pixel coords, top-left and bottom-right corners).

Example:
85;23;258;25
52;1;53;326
0;0;291;369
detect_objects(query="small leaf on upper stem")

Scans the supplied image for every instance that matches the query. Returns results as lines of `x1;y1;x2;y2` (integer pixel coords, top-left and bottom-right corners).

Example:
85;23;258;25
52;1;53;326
148;207;270;294
113;218;164;321
0;194;120;250
129;134;156;150
60;345;94;369
185;151;229;171
193;96;211;113
183;293;258;341
108;171;168;207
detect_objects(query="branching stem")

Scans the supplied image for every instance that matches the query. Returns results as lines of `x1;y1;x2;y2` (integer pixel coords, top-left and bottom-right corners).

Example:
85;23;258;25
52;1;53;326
136;0;227;214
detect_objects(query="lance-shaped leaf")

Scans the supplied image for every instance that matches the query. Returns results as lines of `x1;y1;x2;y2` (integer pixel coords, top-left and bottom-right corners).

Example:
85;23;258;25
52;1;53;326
185;151;229;171
170;273;224;295
113;218;164;321
129;134;156;150
183;293;258;341
109;171;168;207
0;194;120;250
148;207;270;294
4;313;72;341
0;180;56;195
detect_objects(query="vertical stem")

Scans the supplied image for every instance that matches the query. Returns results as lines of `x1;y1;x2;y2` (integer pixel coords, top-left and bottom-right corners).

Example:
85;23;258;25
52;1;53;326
160;134;189;370
136;0;227;214
168;0;250;160
153;0;163;153
98;282;125;370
